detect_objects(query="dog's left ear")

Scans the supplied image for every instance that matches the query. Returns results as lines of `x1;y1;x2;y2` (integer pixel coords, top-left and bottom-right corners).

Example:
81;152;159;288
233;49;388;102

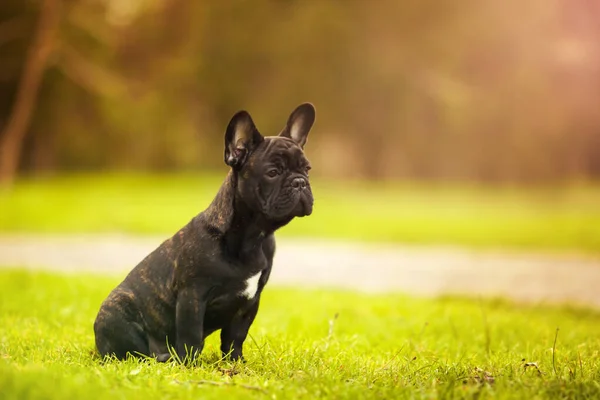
279;103;316;149
224;110;264;169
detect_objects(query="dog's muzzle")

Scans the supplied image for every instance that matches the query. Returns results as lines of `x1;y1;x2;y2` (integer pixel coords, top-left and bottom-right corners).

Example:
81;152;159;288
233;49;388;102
291;177;308;191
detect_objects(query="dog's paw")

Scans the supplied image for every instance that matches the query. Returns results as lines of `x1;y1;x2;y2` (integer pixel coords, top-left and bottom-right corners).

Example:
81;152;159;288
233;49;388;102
155;353;172;363
224;352;245;363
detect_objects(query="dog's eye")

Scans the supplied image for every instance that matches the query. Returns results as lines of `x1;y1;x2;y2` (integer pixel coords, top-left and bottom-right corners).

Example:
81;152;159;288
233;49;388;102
266;169;279;178
305;165;311;174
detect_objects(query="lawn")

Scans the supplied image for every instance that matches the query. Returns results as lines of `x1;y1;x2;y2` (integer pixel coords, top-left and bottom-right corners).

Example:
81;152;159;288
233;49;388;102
1;173;599;253
1;269;599;399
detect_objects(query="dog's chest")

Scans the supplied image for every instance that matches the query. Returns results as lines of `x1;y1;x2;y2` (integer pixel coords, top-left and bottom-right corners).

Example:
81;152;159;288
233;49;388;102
207;270;264;310
239;272;261;299
203;271;264;332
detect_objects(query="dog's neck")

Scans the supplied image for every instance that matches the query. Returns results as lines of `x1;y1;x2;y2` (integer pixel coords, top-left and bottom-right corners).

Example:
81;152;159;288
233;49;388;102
201;170;290;258
201;170;237;234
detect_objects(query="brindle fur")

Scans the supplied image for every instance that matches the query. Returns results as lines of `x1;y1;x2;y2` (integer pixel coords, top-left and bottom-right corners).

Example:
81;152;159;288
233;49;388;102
94;103;316;363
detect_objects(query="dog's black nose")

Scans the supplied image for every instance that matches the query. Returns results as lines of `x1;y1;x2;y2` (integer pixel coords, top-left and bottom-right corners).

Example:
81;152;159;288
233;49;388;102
291;177;307;190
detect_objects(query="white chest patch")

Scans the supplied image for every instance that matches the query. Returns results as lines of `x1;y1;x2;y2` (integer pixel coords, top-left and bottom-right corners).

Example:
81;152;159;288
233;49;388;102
240;272;262;299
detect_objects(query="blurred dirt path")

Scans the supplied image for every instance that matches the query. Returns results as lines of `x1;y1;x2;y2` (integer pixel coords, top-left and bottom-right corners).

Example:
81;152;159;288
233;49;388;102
1;234;599;307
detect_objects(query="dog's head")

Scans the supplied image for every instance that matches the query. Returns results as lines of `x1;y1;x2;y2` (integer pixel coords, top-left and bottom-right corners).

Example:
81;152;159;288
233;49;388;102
224;103;315;223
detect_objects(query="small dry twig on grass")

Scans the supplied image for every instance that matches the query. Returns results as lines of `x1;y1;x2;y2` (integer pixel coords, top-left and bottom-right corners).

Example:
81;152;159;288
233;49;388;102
379;346;405;372
522;359;543;376
552;327;560;377
465;367;495;385
219;366;241;377
479;299;491;357
174;379;266;392
370;346;406;384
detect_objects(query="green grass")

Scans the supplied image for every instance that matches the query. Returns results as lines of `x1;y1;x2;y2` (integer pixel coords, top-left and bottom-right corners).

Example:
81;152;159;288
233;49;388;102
1;173;599;252
1;269;600;399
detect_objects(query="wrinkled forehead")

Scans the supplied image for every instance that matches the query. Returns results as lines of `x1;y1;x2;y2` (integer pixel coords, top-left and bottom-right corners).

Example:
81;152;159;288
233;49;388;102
253;136;307;163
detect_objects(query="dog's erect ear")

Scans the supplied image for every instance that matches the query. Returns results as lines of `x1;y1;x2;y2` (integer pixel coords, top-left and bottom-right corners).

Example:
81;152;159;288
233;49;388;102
279;103;315;149
224;111;264;169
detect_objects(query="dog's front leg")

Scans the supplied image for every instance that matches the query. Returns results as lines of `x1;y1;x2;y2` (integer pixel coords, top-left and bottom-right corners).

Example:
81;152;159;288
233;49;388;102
220;298;260;362
174;284;208;364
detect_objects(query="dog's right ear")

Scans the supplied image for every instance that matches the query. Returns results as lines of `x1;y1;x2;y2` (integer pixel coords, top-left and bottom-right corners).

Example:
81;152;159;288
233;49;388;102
224;111;264;169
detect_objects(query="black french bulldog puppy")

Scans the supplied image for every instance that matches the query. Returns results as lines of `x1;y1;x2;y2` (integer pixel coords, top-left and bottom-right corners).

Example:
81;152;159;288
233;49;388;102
94;103;316;363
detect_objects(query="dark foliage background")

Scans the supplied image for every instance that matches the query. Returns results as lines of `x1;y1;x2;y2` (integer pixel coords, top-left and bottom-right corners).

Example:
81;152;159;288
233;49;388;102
1;0;599;183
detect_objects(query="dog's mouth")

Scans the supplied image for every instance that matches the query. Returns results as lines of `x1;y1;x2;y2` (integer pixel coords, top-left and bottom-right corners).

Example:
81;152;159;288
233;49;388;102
296;192;313;217
267;187;313;220
286;188;313;218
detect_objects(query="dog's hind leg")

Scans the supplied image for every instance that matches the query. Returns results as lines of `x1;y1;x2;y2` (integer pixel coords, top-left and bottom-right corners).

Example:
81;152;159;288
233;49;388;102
94;291;150;360
95;317;149;360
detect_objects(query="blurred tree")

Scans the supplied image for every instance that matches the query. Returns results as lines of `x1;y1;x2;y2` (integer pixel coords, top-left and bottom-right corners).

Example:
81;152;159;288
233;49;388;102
0;0;599;183
0;0;60;185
